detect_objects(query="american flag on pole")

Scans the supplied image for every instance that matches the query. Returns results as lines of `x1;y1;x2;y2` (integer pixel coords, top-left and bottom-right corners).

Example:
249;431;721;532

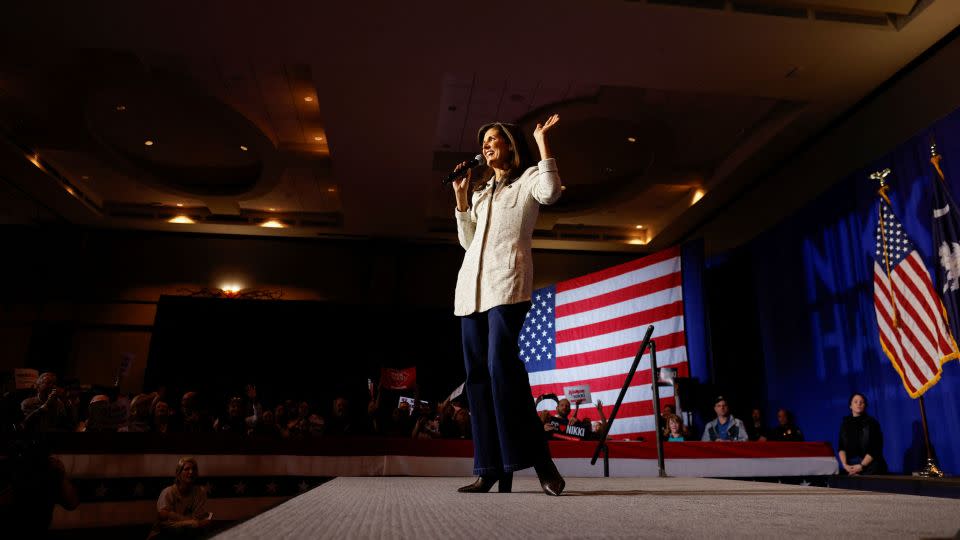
873;193;956;398
521;246;688;440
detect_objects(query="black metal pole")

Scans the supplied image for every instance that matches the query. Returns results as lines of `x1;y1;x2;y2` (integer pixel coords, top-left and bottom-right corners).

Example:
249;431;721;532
591;325;655;466
914;395;944;477
602;444;609;478
918;396;933;461
650;341;666;477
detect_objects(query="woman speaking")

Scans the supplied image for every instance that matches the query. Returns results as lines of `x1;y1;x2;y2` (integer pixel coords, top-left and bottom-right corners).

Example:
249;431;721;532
451;114;565;496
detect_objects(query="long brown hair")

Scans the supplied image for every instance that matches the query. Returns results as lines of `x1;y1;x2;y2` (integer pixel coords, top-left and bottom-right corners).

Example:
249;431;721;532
472;123;532;192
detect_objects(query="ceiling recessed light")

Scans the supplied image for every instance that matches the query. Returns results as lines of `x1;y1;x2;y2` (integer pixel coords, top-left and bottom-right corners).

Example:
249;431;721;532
115;105;126;111
176;203;184;207
268;207;276;212
144;140;154;146
240;145;248;151
635;225;644;230
260;219;287;228
627;137;637;143
221;283;243;294
304;96;314;102
168;215;195;224
327;187;336;193
560;185;567;191
314;136;323;141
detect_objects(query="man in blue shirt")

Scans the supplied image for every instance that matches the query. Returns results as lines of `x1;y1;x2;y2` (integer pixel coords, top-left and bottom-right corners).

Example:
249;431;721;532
702;396;748;442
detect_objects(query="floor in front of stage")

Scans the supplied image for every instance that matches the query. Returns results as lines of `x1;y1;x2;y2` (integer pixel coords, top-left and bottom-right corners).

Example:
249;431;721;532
213;476;960;539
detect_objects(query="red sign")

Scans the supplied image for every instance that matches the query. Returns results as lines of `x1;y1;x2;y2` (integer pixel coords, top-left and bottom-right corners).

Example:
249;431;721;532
381;367;417;390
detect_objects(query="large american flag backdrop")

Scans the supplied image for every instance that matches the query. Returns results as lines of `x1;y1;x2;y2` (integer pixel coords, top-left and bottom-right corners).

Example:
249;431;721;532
873;196;956;398
521;246;687;440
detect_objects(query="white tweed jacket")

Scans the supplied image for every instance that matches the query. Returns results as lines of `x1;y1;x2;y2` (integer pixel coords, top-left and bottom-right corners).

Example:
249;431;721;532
454;158;562;316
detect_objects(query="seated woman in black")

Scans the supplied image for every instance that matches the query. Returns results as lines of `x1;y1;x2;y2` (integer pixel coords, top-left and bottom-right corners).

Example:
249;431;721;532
838;392;887;475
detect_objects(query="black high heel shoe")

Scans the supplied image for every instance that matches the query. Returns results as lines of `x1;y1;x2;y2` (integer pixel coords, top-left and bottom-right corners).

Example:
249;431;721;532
498;472;513;493
534;460;565;496
458;472;513;493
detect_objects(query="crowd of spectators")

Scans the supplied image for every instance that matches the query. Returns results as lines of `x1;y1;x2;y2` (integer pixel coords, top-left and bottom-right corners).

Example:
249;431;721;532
3;371;885;479
1;372;477;441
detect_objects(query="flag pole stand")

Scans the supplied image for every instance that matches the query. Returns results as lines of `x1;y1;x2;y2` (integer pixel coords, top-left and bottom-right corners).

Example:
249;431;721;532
913;396;945;478
649;340;668;478
591;325;655;470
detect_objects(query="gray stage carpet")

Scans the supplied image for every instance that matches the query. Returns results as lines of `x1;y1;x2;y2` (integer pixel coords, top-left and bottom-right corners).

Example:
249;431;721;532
214;477;960;539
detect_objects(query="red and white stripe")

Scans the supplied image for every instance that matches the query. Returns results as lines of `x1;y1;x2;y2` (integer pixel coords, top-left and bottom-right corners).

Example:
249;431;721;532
873;252;954;397
529;246;687;440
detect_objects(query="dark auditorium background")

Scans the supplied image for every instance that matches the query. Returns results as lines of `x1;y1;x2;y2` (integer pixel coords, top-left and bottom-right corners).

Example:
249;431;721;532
2;0;960;498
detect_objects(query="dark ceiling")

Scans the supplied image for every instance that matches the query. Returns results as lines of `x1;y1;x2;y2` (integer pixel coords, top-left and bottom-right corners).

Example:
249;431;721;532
0;0;957;253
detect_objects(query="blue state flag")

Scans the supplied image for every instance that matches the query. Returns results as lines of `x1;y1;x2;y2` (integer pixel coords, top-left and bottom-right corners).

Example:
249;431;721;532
931;172;960;344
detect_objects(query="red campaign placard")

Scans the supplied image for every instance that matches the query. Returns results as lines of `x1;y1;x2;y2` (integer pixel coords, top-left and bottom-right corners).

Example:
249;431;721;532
381;367;417;390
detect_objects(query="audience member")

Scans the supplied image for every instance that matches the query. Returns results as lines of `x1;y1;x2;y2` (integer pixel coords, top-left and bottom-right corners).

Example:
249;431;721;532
770;408;804;442
119;393;157;432
180;392;212;433
249;410;283;439
453;406;471;439
20;372;77;433
438;400;459;439
274;404;289;437
387;401;416;437
153;400;172;434
838;393;886;475
664;414;687;442
81;395;116;432
701;396;747;442
148;457;212;539
287;401;316;437
214;397;247;433
745;408;768;441
662;404;675;416
0;438;79;536
553;398;572;425
325;397;352;436
363;399;381;435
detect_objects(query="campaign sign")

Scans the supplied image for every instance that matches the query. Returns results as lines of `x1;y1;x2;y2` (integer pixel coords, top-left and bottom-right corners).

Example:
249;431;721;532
657;367;677;384
562;385;592;404
547;419;591;440
381;367;417;390
14;368;39;389
398;396;417;415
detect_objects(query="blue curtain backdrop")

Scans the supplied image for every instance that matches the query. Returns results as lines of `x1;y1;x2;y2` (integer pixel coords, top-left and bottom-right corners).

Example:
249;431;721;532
741;108;960;473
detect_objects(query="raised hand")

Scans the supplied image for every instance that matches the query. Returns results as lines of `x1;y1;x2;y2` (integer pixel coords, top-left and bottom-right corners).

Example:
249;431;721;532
533;114;559;160
533;114;560;147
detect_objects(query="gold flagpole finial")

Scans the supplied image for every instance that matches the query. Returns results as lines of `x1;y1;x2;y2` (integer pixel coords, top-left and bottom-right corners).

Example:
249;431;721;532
872;168;892;203
930;140;946;181
870;168;891;186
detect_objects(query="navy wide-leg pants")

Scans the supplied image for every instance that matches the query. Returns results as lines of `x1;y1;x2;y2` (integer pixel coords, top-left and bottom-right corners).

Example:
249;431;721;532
461;301;550;475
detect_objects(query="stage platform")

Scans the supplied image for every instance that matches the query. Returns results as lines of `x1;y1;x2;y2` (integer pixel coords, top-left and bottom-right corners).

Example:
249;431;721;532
214;476;960;539
48;436;844;531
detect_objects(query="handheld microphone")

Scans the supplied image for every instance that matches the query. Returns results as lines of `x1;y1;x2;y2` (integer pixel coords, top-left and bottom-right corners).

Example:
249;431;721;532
442;154;484;184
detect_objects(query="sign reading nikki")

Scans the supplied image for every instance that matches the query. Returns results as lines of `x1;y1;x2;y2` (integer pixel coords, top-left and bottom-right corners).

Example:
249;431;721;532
562;385;592;404
547;419;591;440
